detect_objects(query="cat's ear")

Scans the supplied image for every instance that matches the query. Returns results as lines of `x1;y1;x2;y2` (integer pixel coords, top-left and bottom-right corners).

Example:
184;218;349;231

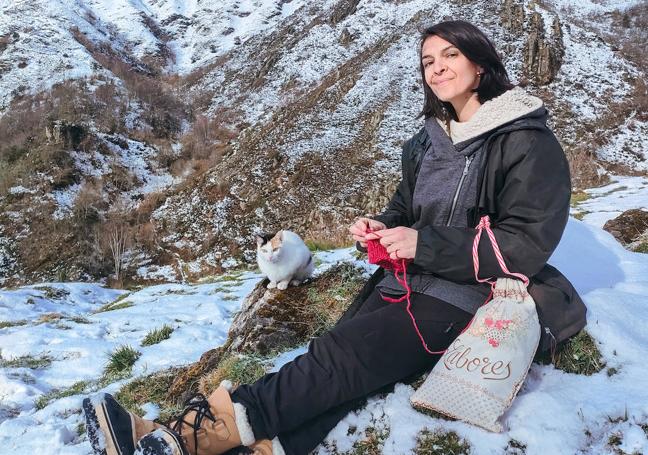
256;235;265;247
276;230;284;241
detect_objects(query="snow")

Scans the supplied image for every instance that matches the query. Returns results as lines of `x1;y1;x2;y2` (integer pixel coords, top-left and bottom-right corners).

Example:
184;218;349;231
597;115;648;172
549;20;634;121
572;175;648;227
2;179;648;453
548;0;643;15
309;205;648;454
140;402;160;421
8;186;35;195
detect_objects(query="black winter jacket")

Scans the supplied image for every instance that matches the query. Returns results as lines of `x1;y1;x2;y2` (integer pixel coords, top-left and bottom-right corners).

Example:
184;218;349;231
343;115;587;353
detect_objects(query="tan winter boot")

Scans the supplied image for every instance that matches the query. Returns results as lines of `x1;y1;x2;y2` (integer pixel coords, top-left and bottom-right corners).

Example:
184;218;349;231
83;393;163;455
249;437;286;455
169;385;256;455
249;439;272;455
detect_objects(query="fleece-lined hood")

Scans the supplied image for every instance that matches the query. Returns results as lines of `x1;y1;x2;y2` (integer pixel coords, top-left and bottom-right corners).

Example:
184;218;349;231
435;86;546;145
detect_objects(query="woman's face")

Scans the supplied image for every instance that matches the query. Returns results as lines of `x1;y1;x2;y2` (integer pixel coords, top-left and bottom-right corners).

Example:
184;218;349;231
421;35;483;106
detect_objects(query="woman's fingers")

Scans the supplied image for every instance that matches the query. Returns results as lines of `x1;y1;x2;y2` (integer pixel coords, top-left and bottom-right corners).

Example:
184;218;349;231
368;227;418;259
367;219;387;231
349;219;369;237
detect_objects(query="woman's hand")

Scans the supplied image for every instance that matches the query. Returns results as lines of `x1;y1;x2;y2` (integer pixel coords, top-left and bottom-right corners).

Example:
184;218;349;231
365;226;418;260
349;217;387;248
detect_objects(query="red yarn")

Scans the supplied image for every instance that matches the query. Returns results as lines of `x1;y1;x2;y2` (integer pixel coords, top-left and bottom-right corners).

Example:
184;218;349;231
365;227;498;356
365;232;445;355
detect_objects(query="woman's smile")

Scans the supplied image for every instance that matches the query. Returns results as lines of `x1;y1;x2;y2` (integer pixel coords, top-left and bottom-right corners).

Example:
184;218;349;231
435;78;453;86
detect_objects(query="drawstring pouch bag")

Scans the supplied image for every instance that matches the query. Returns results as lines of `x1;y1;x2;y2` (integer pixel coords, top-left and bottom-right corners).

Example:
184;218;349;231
409;215;540;432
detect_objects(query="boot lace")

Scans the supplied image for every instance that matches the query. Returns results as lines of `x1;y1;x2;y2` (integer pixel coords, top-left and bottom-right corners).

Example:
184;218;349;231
170;393;217;455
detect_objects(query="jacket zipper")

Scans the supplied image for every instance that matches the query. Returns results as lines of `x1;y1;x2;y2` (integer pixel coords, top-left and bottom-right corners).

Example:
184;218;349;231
445;155;473;226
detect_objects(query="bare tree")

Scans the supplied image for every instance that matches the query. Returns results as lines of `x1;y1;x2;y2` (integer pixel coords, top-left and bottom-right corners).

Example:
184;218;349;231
95;206;132;282
106;221;130;281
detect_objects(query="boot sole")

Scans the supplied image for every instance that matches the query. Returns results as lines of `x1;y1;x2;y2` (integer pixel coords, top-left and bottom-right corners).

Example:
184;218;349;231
162;429;186;453
135;428;189;455
82;396;124;455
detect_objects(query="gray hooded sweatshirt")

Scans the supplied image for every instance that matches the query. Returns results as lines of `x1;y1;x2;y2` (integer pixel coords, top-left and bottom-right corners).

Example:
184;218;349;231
376;87;546;315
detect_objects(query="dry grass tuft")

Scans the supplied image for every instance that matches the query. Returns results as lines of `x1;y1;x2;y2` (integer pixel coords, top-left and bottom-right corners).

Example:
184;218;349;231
198;354;267;396
536;330;606;375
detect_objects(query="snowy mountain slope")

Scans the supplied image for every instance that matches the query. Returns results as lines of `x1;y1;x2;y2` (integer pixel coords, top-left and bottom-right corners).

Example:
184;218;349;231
0;0;314;111
541;0;648;171
2;183;648;453
571;175;648;227
148;0;646;278
1;0;646;285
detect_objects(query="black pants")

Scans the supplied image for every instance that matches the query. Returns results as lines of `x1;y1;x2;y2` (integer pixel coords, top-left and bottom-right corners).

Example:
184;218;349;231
231;289;472;455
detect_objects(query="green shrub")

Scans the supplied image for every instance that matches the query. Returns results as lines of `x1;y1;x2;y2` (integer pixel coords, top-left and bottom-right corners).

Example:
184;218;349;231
570;191;590;207
96;300;134;313
199;355;267;396
346;426;390;455
632;241;648;253
0;320;28;329
103;345;141;382
536;330;605;375
304;263;365;337
114;369;180;421
141;324;174;346
35;380;91;410
0;354;53;369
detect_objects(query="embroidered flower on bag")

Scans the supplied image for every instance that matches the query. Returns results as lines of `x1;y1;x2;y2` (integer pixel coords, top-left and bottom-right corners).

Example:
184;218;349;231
484;318;512;330
469;302;532;348
494;319;512;329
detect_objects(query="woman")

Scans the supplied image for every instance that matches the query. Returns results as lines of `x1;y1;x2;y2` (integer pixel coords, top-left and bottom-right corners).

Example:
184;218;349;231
83;20;586;455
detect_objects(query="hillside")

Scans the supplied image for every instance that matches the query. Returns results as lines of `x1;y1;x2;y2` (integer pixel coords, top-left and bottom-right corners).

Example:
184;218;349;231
0;0;646;285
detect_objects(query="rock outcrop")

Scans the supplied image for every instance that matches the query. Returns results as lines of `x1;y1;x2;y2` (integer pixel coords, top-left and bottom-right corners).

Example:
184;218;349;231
167;262;366;402
329;0;361;26
500;0;525;33
603;209;648;251
523;12;565;85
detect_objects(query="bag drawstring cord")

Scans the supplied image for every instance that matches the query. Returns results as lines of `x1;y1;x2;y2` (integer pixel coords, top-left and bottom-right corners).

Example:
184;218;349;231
366;216;527;355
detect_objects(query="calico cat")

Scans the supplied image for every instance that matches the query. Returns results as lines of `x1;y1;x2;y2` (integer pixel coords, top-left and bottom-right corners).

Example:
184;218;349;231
256;230;314;290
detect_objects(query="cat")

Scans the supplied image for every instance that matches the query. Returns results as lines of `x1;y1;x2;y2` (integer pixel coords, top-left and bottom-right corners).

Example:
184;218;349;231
256;230;314;290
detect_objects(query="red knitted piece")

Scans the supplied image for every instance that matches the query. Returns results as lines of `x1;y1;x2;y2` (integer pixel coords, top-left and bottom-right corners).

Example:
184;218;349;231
366;238;411;272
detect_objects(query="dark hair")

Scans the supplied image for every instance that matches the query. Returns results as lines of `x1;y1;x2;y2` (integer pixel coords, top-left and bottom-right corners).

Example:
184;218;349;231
417;20;514;121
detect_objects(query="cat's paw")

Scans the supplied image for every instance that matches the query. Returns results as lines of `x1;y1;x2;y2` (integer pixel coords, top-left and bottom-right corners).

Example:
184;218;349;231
277;281;289;290
290;279;301;286
267;281;277;289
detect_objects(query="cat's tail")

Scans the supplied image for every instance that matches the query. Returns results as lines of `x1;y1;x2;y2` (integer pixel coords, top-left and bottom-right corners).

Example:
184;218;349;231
298;255;315;281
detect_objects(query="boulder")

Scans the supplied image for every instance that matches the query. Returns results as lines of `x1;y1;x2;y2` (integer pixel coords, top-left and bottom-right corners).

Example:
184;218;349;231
166;262;366;401
603;209;648;245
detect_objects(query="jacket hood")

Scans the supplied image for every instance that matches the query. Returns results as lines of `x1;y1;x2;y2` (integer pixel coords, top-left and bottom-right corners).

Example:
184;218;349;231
435;86;546;145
